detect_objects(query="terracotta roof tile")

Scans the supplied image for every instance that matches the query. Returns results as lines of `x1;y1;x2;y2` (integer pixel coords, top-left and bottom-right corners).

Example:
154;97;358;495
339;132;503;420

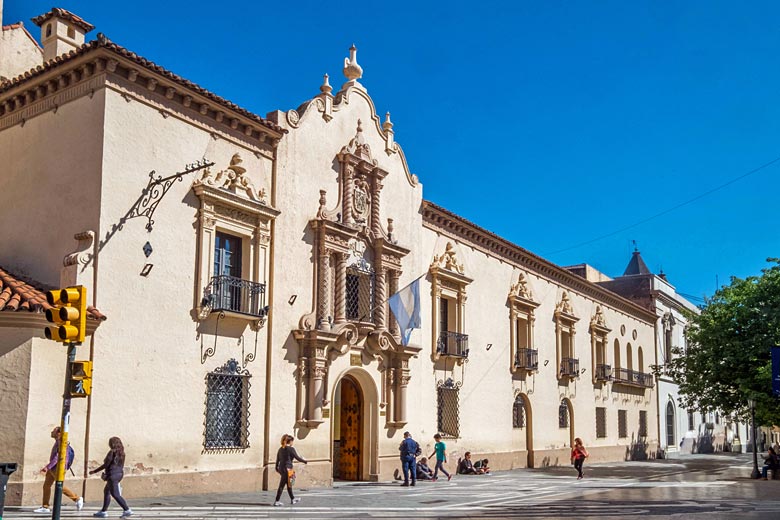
0;266;106;320
0;33;285;135
31;8;95;33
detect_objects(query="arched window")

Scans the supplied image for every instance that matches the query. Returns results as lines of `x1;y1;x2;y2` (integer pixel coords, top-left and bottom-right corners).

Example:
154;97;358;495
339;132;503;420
513;395;526;428
666;401;675;448
558;400;569;428
626;342;633;371
46;24;52;37
613;339;621;369
638;346;644;373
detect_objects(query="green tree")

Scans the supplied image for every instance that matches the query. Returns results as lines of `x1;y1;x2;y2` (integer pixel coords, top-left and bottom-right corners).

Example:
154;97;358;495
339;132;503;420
668;259;780;426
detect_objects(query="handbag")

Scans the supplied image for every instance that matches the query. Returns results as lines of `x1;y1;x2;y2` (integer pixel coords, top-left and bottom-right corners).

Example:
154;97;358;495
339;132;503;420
287;468;296;487
100;471;108;481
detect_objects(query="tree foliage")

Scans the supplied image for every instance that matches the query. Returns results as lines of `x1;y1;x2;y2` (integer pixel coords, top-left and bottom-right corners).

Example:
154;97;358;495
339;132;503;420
668;259;780;425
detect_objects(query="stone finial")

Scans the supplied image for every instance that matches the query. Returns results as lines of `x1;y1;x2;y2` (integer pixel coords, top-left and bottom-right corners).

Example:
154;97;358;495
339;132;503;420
383;112;396;155
343;44;363;82
320;73;332;95
383;112;393;132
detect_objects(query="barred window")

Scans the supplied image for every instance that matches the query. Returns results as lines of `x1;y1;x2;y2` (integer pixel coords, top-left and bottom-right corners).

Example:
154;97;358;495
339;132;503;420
639;410;648;437
618;409;627;438
346;264;375;322
513;395;526;429
437;380;460;438
204;359;250;450
558;400;569;429
596;407;607;438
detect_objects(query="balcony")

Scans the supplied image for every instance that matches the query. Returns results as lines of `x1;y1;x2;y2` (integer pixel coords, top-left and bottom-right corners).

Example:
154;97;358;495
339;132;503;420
514;348;539;370
595;364;612;382
437;331;469;358
203;275;267;318
613;368;654;388
560;357;579;378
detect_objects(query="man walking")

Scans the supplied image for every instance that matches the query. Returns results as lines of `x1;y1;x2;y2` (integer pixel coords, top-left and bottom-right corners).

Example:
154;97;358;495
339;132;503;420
34;427;84;514
399;431;420;487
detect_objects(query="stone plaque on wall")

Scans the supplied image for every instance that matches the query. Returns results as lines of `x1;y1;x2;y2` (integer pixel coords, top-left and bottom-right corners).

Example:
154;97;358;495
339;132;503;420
350;354;362;366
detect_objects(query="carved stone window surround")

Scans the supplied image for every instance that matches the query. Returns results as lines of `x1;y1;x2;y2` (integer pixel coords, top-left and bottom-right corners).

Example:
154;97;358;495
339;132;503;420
430;243;473;363
554;292;579;380
508;273;539;374
589;305;611;384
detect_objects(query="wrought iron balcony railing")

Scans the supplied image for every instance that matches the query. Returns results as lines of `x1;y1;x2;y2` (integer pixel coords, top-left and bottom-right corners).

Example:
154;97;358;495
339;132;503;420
595;364;612;382
613;368;654;388
514;348;539;370
559;357;579;378
437;331;469;358
204;275;266;317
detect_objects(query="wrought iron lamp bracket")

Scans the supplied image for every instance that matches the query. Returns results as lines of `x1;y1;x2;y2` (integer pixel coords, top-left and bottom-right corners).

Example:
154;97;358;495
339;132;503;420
128;159;214;232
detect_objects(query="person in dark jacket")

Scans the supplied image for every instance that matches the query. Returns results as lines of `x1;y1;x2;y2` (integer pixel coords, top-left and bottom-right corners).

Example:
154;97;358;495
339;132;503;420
399;431;420;486
274;434;307;506
89;437;132;518
761;447;779;480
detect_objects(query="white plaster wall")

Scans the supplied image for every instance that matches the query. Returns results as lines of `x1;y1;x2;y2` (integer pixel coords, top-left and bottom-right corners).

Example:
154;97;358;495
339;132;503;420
0;26;42;82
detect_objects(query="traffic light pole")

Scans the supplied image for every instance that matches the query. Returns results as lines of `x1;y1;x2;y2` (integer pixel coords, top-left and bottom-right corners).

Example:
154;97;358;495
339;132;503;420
51;342;78;520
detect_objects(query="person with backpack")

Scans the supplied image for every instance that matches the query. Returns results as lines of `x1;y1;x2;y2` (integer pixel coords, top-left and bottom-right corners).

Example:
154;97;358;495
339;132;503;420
89;437;132;518
399;431;420;487
34;426;84;514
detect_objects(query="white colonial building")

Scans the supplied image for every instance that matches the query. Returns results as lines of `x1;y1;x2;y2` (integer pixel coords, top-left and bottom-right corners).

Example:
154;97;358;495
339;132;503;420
1;6;665;506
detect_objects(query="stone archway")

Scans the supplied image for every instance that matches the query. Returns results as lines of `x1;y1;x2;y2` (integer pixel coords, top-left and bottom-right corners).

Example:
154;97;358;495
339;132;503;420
513;393;535;467
331;368;379;481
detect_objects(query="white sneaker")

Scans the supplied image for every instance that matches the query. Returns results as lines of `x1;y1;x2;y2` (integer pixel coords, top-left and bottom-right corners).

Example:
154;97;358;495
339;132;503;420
273;501;284;506
292;497;301;504
33;507;51;514
121;509;133;518
76;497;84;511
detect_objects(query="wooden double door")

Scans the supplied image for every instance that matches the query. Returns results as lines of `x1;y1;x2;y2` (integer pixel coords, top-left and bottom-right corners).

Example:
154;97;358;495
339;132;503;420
337;377;362;480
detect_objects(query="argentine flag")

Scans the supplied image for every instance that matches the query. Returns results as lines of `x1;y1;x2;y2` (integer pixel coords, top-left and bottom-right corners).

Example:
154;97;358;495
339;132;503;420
388;278;422;346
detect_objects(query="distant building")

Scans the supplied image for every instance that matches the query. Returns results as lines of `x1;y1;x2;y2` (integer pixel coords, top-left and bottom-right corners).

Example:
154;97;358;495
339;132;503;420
1;7;662;505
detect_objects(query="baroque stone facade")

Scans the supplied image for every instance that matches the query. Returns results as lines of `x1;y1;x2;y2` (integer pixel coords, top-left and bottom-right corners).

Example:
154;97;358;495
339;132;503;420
0;7;665;505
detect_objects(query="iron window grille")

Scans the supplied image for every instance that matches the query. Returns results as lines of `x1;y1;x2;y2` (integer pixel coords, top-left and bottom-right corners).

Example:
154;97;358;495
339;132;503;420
618;409;627;438
437;378;460;438
596;407;607;438
639;410;648;438
204;359;251;450
513;395;526;428
437;331;469;358
346;263;375;323
666;402;675;447
558;401;569;429
514;348;538;370
203;275;266;317
595;364;612;382
560;357;579;378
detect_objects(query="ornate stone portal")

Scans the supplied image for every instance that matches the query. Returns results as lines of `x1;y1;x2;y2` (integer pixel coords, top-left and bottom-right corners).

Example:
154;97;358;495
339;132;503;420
294;120;418;429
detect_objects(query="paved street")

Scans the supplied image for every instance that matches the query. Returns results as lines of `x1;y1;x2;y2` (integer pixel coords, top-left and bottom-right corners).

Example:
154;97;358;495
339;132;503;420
6;453;780;519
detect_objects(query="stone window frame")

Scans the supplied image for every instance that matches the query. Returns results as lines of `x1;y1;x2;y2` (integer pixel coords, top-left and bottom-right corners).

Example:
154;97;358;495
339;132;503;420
508;272;539;374
596;407;607;438
192;155;278;326
589;305;611;383
554;292;580;380
429;242;473;361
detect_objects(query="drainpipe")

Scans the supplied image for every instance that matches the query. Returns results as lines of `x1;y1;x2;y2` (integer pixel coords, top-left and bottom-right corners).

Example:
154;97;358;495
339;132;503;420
653;298;661;458
262;138;278;491
82;228;99;498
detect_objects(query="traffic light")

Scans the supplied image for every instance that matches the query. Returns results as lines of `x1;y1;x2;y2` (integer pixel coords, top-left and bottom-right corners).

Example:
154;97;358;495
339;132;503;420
44;286;87;343
69;360;92;397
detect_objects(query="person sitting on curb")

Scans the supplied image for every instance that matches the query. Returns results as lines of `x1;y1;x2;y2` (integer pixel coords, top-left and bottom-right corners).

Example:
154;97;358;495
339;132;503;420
761;447;779;480
457;452;486;475
473;458;491;474
416;457;434;480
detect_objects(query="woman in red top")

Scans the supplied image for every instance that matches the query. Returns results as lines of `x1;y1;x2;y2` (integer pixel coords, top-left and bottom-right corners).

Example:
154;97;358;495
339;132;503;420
570;437;589;479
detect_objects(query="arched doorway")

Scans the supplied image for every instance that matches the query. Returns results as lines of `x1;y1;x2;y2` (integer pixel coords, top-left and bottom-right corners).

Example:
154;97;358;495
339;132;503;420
666;401;676;449
334;376;363;480
513;393;534;467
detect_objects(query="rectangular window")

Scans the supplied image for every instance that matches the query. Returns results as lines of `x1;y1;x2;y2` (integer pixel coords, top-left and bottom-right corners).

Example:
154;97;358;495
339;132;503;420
439;297;449;333
346;267;375;322
213;232;244;313
688;411;695;431
639;410;648;437
516;316;529;349
596;407;607;438
618;409;627;438
437;385;459;438
204;364;250;450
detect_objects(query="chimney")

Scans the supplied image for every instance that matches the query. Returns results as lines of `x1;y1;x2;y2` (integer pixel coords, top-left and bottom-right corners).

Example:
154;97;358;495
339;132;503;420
31;8;94;62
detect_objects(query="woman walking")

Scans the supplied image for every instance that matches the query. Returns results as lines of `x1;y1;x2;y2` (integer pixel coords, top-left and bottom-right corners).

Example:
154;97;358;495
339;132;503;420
274;434;307;506
571;437;589;480
89;437;132;518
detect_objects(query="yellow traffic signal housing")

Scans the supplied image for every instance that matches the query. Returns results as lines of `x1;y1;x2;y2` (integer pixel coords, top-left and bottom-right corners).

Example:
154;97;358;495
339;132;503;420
69;360;92;397
44;286;87;343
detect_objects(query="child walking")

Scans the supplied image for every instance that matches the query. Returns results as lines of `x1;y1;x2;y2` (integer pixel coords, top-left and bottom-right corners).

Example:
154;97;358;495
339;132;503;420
429;433;452;481
571;437;589;480
89;437;132;518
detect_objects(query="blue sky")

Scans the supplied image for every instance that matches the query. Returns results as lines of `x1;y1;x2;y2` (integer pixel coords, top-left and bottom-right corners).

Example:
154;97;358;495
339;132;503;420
6;1;779;300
